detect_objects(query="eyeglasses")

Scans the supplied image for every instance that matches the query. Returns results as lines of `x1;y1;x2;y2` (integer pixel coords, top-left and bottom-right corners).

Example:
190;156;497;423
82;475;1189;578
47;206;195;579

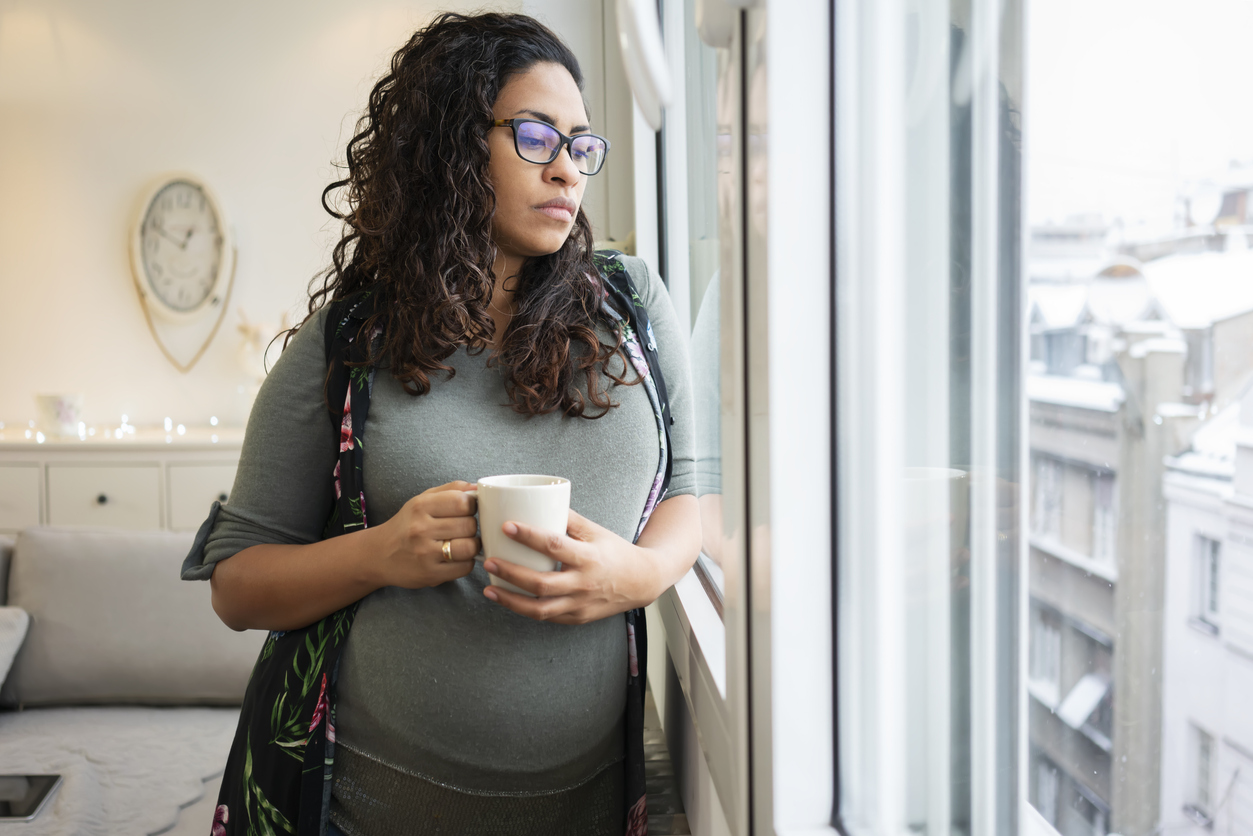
492;118;610;176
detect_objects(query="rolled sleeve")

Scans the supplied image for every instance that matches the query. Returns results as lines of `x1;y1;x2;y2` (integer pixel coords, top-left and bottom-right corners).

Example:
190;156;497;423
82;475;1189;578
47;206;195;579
182;307;338;579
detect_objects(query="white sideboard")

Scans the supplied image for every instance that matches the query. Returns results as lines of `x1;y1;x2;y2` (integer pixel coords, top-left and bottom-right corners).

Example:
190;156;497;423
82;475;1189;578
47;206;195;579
0;428;244;536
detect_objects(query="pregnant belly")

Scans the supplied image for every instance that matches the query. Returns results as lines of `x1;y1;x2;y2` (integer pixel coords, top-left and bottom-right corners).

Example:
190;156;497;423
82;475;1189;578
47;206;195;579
333;568;628;794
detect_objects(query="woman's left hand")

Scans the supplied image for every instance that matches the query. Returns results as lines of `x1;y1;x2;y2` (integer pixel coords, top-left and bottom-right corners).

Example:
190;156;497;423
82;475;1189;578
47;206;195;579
482;509;661;625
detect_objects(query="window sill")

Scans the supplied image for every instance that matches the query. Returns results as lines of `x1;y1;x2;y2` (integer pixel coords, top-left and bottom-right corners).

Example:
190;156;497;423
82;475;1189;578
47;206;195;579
1079;721;1112;753
1030;535;1119;583
1182;803;1214;829
1188;616;1220;638
666;566;727;698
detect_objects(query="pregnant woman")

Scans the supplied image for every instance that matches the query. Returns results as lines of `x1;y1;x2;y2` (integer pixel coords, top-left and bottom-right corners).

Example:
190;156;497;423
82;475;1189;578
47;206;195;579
181;11;699;836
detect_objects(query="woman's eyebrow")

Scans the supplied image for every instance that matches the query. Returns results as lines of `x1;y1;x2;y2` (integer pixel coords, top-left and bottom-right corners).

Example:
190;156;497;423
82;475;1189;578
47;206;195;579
514;108;591;134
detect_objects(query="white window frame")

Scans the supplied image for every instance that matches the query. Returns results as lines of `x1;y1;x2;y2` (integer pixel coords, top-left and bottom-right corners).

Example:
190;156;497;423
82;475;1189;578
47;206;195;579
1194;534;1221;629
649;1;835;834
1187;723;1216;819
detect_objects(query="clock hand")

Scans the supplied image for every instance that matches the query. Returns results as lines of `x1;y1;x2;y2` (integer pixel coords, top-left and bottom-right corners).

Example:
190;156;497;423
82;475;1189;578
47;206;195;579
180;227;194;250
152;220;186;248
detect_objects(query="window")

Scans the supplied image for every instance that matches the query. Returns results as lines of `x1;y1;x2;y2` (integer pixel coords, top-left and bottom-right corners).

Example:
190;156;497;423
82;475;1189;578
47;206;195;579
1031;455;1116;568
1036;758;1061;827
1092;472;1116;563
1062;789;1109;836
1030;604;1062;705
1186;725;1215;823
1194;535;1221;629
835;0;1023;828
1034;455;1063;540
1044;330;1088;376
1183;328;1214;401
681;0;728;615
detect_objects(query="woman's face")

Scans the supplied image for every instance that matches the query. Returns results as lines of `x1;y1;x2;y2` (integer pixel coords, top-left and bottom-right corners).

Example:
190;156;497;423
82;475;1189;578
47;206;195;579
487;61;591;263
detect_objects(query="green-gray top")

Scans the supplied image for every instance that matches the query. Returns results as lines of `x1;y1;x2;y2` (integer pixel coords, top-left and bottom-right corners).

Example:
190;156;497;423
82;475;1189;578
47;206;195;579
199;256;695;799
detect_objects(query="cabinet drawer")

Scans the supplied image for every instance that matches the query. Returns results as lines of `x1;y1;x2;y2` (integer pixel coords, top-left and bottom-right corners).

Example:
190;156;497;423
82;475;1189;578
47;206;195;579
0;465;41;531
47;465;161;529
168;463;238;531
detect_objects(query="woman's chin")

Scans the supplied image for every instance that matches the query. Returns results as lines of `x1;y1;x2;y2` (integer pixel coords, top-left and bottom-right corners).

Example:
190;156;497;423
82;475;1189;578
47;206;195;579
507;235;575;258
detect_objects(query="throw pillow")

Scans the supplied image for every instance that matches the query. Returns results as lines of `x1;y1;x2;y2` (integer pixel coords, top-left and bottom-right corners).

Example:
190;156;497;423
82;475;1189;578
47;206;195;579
0;606;30;686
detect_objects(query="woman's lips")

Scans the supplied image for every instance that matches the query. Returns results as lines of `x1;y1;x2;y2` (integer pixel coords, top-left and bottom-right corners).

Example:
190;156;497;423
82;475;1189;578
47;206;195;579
537;205;573;222
535;199;576;223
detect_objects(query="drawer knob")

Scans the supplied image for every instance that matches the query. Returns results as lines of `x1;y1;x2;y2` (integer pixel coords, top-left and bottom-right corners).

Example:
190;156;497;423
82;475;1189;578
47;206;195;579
96;494;108;505
218;493;229;503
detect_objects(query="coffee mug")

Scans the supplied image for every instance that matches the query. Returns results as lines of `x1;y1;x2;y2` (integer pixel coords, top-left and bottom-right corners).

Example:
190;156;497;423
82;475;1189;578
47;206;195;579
471;474;571;597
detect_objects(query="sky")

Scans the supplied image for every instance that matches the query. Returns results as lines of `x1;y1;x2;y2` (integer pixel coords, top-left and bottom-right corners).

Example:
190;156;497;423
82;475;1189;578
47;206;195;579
1026;0;1253;229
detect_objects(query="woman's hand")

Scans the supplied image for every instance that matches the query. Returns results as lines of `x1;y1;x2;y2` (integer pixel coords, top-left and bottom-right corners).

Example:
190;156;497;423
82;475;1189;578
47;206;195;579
481;510;659;624
371;481;481;590
482;496;701;624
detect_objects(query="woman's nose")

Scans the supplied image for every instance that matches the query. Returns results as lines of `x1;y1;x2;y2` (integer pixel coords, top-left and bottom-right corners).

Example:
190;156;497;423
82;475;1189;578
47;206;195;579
545;143;582;185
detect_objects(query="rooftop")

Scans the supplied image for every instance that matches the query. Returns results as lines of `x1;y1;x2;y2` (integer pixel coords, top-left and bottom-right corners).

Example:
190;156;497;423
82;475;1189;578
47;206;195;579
1164;401;1240;479
1027;374;1125;413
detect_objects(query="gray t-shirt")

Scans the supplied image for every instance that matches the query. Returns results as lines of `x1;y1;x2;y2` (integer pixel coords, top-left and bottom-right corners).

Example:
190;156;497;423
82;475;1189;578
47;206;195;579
198;256;695;797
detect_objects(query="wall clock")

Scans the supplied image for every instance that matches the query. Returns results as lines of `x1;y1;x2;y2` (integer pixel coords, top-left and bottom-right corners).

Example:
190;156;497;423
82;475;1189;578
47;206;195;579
129;174;236;372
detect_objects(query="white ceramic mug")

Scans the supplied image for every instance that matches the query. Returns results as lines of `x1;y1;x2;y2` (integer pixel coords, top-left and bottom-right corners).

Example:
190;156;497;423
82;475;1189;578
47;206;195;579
472;474;571;597
35;393;84;438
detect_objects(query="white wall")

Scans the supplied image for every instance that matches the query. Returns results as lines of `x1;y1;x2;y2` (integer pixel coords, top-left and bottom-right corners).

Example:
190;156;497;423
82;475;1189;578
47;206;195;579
1160;476;1227;835
0;0;631;429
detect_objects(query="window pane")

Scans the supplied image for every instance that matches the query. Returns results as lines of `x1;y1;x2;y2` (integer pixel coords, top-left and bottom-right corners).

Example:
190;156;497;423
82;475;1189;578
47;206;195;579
1027;2;1253;834
835;0;1023;828
682;0;737;618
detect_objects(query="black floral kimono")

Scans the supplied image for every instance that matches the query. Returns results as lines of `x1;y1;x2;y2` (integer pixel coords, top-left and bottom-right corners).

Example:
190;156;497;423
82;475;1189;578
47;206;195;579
194;251;673;836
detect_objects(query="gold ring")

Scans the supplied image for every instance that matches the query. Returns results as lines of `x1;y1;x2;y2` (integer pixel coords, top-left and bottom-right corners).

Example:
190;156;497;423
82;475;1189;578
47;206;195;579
442;539;453;562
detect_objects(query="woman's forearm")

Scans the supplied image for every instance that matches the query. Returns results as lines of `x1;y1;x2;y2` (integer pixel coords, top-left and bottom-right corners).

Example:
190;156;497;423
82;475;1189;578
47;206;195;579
635;494;702;602
209;528;386;633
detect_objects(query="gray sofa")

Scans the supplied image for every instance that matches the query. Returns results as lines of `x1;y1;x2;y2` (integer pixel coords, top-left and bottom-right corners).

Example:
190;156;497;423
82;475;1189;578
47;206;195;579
0;527;263;835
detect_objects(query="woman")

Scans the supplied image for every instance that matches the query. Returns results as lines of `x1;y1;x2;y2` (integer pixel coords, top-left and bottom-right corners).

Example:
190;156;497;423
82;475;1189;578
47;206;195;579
185;11;699;836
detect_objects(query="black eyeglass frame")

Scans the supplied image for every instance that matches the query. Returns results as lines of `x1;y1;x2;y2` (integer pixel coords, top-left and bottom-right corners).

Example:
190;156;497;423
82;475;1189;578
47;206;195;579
491;118;611;176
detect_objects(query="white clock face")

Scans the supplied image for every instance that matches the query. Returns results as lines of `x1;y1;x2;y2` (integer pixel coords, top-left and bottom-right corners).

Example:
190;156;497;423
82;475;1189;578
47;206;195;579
139;180;224;313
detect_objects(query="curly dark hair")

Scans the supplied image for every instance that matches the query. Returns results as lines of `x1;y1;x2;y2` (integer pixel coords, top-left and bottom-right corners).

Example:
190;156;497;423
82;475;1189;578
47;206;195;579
303;11;635;418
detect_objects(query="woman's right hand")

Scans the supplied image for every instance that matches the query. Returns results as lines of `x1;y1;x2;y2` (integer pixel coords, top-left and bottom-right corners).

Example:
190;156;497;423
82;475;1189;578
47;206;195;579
372;481;481;589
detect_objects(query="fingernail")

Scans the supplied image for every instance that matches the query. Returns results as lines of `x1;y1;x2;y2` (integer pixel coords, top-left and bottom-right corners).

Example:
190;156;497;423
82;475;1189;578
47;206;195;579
484;587;499;602
484;560;498;573
503;522;518;536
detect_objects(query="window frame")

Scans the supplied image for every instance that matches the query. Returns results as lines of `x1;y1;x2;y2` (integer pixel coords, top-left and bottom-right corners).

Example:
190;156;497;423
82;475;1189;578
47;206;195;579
1193;534;1221;629
1186;723;1216;822
650;1;836;834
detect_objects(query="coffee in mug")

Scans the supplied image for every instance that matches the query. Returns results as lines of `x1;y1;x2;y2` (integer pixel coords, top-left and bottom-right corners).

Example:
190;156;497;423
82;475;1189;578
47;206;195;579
473;475;570;597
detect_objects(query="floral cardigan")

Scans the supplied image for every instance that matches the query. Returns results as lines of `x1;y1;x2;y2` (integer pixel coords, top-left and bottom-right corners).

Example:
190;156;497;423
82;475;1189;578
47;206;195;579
185;251;674;836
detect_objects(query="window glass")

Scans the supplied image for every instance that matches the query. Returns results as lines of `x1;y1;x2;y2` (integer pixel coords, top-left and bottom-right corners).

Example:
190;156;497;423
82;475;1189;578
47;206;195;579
1026;2;1253;833
1190;726;1214;817
1193;535;1221;626
834;0;1023;828
682;0;736;614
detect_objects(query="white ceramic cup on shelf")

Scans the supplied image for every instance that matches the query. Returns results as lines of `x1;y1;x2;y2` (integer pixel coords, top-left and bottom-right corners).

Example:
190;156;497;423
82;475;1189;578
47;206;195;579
35;393;84;438
472;474;571;597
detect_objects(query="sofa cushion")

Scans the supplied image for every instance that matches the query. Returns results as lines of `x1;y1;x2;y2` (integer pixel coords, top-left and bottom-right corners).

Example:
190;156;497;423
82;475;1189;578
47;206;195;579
0;606;29;687
0;526;265;706
0;534;13;604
